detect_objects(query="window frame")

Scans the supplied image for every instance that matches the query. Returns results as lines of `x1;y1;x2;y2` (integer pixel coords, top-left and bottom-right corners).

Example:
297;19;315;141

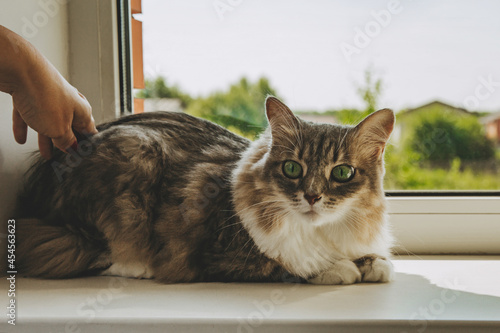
67;1;500;256
117;0;134;115
67;0;126;124
388;196;500;255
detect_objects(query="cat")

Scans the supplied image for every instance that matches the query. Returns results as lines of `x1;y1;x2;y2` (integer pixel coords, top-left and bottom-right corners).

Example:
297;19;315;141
16;96;395;284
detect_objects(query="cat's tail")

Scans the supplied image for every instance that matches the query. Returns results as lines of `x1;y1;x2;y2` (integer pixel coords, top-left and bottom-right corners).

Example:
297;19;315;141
16;218;110;278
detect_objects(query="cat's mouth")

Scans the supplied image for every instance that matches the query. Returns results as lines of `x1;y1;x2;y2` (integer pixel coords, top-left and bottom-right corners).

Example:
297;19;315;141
302;209;320;220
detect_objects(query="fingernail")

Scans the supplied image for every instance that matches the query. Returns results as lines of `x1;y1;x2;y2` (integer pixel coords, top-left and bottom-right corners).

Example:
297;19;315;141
70;140;78;152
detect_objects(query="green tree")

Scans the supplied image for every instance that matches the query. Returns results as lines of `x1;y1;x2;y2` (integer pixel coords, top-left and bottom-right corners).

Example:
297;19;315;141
136;76;192;107
357;68;383;115
406;110;495;162
333;109;365;125
186;77;278;139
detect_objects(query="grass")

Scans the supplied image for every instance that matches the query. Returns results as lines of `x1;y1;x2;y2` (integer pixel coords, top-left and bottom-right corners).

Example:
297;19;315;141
384;150;500;190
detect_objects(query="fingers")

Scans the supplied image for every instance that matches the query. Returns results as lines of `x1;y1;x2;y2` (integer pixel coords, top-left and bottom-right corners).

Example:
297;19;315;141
16;106;78;160
12;107;28;144
51;128;77;156
73;92;98;135
38;133;53;160
13;84;95;160
84;114;98;135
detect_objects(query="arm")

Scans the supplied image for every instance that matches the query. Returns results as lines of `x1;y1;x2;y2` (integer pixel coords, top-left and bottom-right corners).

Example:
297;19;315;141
0;25;97;159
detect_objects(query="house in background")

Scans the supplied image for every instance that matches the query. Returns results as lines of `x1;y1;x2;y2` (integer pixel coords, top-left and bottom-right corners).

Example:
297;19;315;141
398;100;473;117
392;100;476;144
481;112;500;145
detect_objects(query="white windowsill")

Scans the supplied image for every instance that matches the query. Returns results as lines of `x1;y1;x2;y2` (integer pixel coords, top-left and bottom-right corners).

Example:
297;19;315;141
2;255;499;332
387;197;500;254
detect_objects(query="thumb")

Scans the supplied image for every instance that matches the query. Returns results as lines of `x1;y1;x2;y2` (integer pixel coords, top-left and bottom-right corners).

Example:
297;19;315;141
73;92;98;135
12;107;28;144
52;128;77;154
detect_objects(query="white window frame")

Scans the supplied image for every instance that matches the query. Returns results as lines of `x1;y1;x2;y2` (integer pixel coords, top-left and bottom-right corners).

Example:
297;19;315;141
388;196;500;254
67;1;500;256
67;0;124;124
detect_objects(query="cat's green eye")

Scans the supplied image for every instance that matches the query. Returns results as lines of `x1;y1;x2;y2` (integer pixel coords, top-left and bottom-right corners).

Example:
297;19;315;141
282;160;302;179
331;165;355;183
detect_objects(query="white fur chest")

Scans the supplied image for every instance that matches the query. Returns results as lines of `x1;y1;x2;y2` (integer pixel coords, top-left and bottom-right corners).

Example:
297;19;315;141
241;210;391;279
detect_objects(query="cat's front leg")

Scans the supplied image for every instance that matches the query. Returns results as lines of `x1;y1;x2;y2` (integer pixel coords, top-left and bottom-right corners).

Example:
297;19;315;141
308;259;362;285
353;254;394;283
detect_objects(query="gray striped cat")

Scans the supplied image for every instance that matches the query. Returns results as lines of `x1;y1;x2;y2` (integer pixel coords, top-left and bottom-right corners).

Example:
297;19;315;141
16;97;395;284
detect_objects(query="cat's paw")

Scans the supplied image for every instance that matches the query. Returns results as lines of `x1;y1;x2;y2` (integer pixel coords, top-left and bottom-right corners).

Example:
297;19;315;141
309;259;362;285
101;262;154;279
354;254;394;283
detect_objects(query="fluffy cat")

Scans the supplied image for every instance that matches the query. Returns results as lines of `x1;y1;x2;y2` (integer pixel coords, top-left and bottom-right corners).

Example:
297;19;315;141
16;96;395;284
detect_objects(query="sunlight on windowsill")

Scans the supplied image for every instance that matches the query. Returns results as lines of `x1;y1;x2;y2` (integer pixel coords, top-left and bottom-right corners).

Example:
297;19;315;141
1;255;499;332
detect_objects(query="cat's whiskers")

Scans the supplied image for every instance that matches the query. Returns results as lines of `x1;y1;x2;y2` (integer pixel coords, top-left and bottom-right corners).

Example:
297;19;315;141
230;199;288;218
223;226;247;252
343;213;365;235
334;213;360;239
222;201;287;252
243;242;257;268
230;236;255;267
392;243;424;260
256;205;284;218
257;211;294;248
221;199;288;225
336;128;350;156
214;220;243;233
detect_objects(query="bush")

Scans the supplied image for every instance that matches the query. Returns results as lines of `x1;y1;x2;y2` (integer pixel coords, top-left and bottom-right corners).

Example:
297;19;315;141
384;146;500;190
405;110;495;162
136;77;192;107
186;77;278;139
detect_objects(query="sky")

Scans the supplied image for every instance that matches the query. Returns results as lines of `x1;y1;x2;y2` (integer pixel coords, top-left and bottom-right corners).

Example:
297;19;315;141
141;0;500;113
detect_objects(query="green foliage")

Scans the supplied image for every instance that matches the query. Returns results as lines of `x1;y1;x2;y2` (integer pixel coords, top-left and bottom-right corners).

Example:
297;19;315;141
384;146;500;190
403;109;495;162
357;68;382;115
387;105;499;190
133;73;500;190
332;109;365;125
185;77;278;139
136;76;192;107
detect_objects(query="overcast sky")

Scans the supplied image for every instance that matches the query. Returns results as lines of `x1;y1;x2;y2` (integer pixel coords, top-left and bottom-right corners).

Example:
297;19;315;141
141;0;500;112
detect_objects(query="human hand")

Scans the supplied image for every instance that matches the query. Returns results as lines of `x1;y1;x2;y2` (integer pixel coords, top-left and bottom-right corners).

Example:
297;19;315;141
11;68;97;159
1;25;97;159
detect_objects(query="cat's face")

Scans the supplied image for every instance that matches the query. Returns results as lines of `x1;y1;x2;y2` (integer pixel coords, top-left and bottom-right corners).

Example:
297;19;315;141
246;97;395;228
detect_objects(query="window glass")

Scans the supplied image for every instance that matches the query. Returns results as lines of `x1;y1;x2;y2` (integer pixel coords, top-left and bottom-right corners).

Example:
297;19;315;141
137;0;500;190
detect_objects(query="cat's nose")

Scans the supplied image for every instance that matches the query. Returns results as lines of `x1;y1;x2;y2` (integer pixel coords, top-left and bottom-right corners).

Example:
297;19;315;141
304;193;322;206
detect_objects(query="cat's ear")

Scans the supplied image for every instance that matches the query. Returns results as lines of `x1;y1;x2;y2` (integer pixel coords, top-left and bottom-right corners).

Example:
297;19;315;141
353;108;395;159
265;96;300;143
